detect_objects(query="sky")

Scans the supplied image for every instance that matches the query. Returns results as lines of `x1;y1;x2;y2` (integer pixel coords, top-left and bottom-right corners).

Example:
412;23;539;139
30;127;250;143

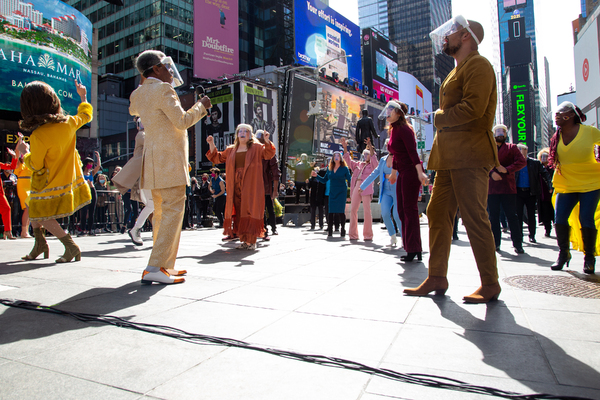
328;0;582;112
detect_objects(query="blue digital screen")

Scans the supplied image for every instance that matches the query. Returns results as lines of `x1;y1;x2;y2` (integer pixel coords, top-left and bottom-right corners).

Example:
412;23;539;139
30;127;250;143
294;0;362;87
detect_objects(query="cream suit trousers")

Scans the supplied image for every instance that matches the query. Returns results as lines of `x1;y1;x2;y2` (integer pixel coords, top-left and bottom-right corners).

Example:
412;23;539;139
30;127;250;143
148;185;186;270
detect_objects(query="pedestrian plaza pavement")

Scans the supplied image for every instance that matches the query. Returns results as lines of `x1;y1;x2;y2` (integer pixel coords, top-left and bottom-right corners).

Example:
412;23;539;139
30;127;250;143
1;219;599;400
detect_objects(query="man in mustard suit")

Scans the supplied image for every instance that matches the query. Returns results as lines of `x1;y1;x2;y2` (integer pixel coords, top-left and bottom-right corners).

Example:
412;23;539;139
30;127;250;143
130;50;211;284
404;17;501;303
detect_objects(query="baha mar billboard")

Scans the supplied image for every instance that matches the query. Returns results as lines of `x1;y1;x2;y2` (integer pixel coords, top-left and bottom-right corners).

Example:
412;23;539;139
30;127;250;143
0;0;92;116
294;0;361;87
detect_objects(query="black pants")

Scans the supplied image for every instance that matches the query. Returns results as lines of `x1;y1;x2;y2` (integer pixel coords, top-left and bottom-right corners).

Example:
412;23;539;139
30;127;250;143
488;194;523;249
310;203;324;229
214;195;226;226
264;195;277;233
80;187;96;232
327;213;345;235
199;199;210;220
295;181;309;204
123;192;139;230
516;188;537;239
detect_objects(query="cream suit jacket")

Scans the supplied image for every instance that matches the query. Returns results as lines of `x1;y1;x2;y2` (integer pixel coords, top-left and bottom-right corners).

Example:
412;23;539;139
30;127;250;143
129;79;206;190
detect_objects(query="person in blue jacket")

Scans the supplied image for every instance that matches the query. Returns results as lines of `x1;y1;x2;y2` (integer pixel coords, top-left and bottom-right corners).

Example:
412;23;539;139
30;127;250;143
317;151;351;237
360;138;402;246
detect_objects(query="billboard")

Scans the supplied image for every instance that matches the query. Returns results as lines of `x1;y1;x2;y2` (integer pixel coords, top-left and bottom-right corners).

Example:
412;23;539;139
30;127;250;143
574;16;600;126
284;74;317;157
197;83;237;168
509;82;534;151
193;0;239;80
294;0;361;87
362;28;398;102
0;0;92;116
315;81;365;156
398;71;434;151
241;83;279;156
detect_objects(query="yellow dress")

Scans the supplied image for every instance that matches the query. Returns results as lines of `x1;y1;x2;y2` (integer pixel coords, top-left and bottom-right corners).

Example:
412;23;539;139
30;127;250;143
551;125;600;253
15;162;31;210
23;103;93;221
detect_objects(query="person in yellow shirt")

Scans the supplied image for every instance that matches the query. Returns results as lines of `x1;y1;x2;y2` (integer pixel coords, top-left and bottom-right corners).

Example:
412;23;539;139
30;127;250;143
549;101;600;274
14;154;32;238
16;80;92;262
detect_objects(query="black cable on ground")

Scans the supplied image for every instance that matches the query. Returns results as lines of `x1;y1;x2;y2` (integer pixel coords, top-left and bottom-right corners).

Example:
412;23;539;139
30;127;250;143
0;298;591;400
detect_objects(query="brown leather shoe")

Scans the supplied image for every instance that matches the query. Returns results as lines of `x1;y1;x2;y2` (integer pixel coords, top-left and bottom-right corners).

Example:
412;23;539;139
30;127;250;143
404;276;449;296
463;282;501;303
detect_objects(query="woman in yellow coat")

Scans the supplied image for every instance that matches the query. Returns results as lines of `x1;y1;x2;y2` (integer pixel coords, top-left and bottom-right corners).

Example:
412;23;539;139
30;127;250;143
16;80;92;262
15;154;32;238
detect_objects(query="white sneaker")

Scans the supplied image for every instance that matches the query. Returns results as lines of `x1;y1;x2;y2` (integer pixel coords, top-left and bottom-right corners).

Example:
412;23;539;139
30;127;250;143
390;234;397;247
129;228;143;246
141;267;184;284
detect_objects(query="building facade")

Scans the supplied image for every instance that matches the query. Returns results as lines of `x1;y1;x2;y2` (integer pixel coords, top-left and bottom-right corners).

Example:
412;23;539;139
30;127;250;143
387;0;453;110
358;0;389;36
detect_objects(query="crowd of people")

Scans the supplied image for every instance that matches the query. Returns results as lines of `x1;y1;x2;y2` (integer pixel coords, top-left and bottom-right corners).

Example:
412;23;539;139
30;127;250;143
3;17;599;300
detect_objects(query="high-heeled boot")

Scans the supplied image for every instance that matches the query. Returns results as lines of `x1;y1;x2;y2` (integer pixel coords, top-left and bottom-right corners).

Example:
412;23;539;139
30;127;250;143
401;252;422;262
56;234;81;263
551;224;571;270
22;227;49;260
463;282;501;303
404;276;448;296
581;227;597;274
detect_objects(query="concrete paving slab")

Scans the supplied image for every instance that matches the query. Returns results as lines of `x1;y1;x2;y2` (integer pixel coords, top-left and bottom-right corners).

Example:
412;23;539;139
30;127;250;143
0;360;142;400
245;311;401;363
20;326;224;394
146;347;371;400
383;324;555;383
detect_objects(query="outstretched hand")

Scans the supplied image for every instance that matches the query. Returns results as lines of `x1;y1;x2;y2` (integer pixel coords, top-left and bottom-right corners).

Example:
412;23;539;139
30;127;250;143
75;79;87;102
206;135;214;145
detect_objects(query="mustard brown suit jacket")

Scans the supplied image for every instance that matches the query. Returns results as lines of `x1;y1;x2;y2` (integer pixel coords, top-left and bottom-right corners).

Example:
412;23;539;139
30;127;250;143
428;51;500;171
129;79;207;190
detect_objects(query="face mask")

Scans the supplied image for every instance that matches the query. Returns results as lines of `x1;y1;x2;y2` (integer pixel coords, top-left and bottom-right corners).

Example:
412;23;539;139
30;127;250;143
211;173;216;177
86;164;93;170
202;177;208;181
99;179;106;184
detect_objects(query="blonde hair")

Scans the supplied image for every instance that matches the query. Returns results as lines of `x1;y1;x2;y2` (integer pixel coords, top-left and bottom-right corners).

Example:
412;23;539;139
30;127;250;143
537;147;550;162
233;124;255;149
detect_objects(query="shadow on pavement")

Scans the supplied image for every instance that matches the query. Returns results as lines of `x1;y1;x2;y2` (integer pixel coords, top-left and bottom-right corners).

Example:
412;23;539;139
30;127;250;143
434;298;600;397
0;282;165;346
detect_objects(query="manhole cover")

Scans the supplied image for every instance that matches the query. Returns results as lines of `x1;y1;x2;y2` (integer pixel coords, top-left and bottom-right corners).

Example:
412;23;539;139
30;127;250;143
503;274;600;299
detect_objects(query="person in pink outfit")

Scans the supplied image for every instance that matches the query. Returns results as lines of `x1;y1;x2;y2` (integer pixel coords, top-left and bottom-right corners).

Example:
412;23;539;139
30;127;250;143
342;136;378;241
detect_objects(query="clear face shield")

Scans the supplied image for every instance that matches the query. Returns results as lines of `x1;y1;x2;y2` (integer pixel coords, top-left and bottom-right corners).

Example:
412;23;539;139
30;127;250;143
161;56;184;87
429;15;479;55
378;100;403;121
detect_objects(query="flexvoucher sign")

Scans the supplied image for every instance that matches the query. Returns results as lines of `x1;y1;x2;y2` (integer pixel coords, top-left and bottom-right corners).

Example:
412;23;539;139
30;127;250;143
0;0;92;115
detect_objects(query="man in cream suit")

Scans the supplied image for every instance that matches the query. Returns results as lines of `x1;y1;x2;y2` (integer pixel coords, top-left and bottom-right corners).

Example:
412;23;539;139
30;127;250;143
130;50;211;284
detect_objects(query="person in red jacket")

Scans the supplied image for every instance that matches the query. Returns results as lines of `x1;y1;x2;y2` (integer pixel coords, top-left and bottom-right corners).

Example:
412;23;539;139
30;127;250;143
487;124;526;254
1;148;18;240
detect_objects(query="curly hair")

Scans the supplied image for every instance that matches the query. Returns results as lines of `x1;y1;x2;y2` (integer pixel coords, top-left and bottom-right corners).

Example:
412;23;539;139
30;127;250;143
19;81;68;131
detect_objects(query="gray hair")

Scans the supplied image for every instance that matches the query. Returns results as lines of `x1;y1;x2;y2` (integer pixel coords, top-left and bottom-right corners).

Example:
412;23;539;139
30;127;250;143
136;50;165;76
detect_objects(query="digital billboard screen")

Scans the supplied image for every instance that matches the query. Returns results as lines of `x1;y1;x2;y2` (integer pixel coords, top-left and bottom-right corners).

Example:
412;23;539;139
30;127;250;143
362;28;398;103
284;74;316;157
193;0;239;80
294;0;361;87
398;71;434;151
0;0;92;116
315;81;365;155
510;82;534;152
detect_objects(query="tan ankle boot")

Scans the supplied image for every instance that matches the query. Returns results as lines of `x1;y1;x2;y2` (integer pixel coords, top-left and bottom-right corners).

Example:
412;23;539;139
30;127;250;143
56;234;81;263
463;282;501;303
404;276;449;296
22;228;49;260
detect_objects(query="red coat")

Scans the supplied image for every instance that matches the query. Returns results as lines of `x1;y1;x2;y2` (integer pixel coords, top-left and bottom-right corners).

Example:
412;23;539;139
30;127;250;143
488;143;526;195
207;141;276;238
1;158;17;197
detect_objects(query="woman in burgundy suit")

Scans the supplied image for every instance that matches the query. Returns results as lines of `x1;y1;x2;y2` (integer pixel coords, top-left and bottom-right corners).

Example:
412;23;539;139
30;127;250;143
380;101;428;261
